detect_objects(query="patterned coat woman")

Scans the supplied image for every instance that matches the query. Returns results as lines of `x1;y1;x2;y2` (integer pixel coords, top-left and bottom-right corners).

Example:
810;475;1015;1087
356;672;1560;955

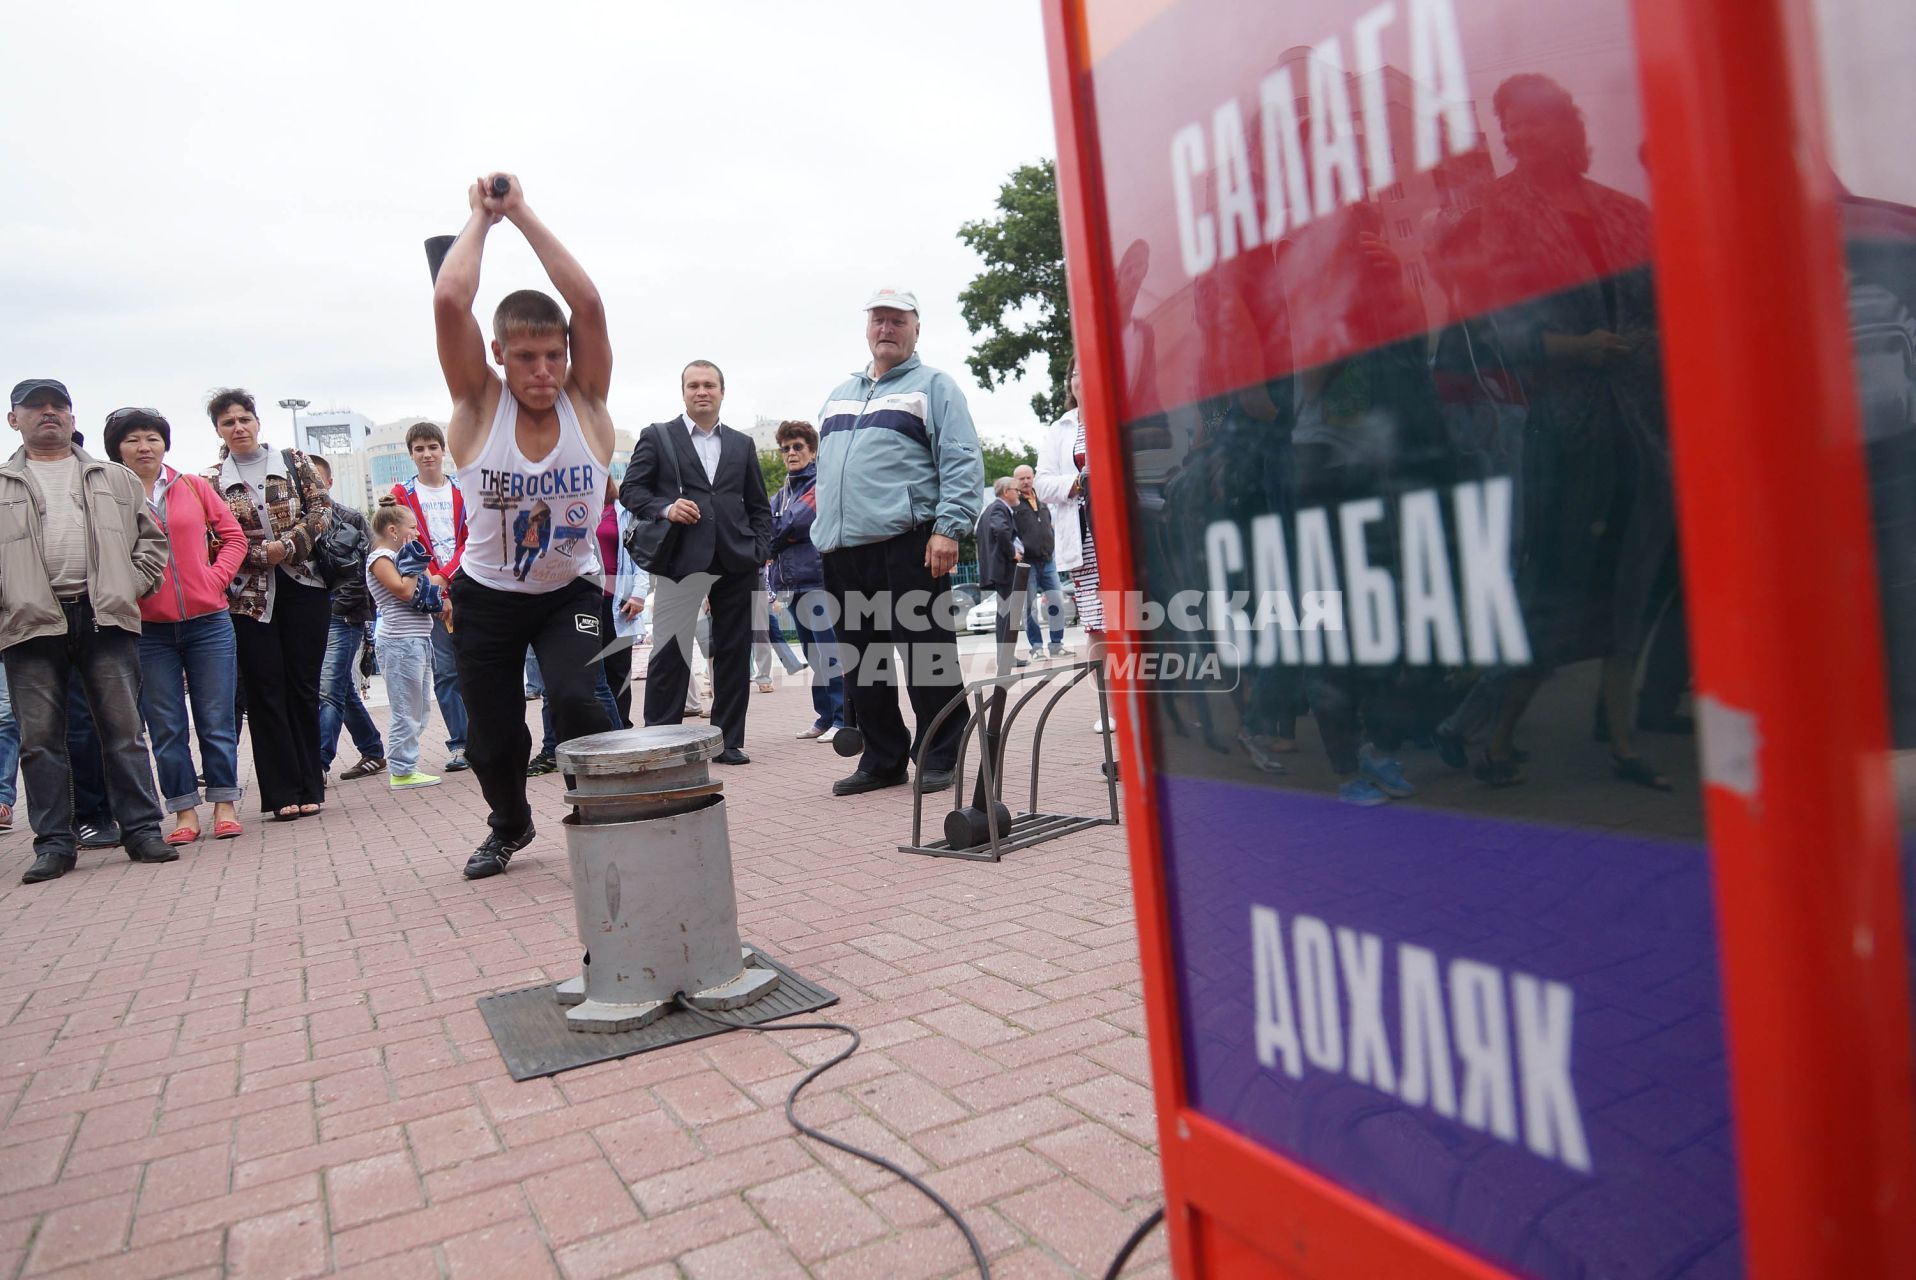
201;388;335;819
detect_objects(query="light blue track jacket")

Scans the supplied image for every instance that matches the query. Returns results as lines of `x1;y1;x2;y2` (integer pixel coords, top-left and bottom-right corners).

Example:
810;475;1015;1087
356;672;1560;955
813;353;984;554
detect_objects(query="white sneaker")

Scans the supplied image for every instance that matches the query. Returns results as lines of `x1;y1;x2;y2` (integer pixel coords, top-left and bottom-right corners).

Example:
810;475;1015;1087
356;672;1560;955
818;726;840;743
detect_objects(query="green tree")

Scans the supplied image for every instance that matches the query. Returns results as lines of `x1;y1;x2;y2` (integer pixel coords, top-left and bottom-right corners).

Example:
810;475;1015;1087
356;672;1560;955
758;449;786;499
957;159;1072;424
980;439;1038;486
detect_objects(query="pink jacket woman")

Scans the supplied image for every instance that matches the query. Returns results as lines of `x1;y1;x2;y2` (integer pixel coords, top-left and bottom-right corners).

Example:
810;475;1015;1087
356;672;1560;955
140;465;247;623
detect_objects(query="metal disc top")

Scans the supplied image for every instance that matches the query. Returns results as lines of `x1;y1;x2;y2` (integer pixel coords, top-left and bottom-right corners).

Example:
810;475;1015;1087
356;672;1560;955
556;724;724;775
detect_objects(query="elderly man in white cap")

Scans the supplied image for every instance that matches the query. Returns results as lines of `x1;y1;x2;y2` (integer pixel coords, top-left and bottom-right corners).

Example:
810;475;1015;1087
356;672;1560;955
812;289;984;796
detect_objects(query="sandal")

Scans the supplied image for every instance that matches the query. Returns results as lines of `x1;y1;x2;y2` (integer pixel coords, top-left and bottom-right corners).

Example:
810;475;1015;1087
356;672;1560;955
1473;753;1523;787
298;803;322;816
274;806;301;821
1611;754;1672;792
164;825;203;846
213;819;244;840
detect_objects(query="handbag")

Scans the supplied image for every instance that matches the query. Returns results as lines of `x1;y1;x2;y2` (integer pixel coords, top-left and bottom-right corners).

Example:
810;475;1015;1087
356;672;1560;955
182;474;222;566
312;511;368;587
621;425;685;573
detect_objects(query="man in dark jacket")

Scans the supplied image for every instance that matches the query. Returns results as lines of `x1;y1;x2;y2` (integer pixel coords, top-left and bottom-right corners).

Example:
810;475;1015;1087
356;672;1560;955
975;478;1029;669
1012;464;1068;659
310;456;386;780
620;360;772;763
768;420;845;739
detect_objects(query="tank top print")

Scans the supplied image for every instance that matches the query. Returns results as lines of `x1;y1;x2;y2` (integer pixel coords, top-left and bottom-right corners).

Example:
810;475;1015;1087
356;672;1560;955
457;389;607;593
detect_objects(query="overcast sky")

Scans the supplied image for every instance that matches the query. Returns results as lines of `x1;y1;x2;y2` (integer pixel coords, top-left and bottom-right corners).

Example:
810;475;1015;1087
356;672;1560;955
1;1;1060;473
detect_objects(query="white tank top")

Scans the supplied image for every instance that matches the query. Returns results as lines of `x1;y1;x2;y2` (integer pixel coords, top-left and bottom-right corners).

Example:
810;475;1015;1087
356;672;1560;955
457;388;607;593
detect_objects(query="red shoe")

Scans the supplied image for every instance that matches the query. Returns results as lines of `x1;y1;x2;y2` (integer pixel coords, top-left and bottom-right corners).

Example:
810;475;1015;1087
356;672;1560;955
164;826;203;846
213;819;244;840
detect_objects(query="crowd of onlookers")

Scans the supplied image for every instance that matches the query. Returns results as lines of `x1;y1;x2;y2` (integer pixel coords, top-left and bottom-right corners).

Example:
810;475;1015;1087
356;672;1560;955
2;344;1100;885
4;172;1105;886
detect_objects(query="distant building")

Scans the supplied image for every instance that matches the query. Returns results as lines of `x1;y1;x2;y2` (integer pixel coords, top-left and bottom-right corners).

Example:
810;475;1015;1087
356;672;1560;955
295;410;375;512
748;416;786;452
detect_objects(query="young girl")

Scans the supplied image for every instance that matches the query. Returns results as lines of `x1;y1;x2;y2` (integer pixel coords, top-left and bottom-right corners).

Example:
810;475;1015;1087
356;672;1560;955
369;498;448;789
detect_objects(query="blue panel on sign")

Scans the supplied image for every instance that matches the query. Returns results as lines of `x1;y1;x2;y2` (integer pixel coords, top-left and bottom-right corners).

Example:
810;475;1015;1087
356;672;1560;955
1157;772;1739;1278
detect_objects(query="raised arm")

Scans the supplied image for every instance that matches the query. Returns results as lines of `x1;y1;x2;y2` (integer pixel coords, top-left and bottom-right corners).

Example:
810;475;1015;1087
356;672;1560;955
434;181;504;465
483;174;612;405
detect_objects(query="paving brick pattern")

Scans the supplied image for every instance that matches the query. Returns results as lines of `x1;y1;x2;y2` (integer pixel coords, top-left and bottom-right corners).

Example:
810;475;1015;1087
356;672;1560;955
0;659;1167;1277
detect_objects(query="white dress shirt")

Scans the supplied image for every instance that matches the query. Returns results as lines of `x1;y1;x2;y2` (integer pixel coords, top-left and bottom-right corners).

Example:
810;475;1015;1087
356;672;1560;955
681;414;722;484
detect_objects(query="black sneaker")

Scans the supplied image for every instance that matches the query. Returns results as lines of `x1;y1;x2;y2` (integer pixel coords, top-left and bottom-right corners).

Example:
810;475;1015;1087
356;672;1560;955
339;756;386;781
463;822;536;880
76;821;121;850
444;752;471;772
526;753;558;777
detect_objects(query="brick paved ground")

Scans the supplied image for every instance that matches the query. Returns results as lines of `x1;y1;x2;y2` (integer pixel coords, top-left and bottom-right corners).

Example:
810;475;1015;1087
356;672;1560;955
0;648;1166;1279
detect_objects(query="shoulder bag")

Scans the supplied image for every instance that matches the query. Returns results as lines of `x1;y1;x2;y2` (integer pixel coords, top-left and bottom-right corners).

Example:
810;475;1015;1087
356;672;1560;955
621;426;685;573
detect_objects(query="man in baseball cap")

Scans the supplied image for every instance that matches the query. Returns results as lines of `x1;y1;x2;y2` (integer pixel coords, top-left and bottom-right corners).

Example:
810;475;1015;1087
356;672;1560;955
810;288;982;797
2;380;174;882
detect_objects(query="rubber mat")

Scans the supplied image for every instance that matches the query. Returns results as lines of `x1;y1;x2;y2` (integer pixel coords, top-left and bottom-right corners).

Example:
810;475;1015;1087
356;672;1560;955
477;946;839;1081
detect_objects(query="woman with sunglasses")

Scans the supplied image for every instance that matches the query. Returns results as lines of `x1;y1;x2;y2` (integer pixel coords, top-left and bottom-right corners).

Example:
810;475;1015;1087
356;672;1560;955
104;408;249;843
768;420;845;739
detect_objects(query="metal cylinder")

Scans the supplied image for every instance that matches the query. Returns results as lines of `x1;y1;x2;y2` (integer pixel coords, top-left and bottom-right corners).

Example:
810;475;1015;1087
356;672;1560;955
552;725;779;1032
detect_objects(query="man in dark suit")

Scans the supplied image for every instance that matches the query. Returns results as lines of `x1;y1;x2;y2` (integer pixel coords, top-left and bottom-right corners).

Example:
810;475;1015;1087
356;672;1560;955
619;360;771;763
974;477;1028;668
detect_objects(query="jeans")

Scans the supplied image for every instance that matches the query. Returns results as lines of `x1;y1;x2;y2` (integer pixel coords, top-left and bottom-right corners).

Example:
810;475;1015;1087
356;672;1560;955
377;633;434;777
1022;556;1066;651
4;600;164;859
0;666;18;808
597;593;632;728
137;612;243;811
431;616;468;753
751;599;807;682
787;588;846;731
319;616;385;770
67;682;109;827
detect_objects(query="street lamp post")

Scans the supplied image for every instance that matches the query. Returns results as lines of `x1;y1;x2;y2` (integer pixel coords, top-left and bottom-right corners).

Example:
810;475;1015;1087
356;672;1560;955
277;398;310;453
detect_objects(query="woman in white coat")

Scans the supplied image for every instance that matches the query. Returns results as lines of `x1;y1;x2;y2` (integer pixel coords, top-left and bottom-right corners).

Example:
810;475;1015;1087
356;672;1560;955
1034;358;1099;629
1035;358;1112;738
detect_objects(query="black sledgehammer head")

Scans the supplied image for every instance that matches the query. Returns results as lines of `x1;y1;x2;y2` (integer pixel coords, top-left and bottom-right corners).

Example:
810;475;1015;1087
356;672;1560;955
945;801;1013;851
491;175;510;198
424;235;457;284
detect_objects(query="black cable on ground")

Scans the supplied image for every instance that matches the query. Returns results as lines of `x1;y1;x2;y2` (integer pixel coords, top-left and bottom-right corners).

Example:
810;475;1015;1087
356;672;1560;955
672;998;993;1279
1100;1205;1165;1280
